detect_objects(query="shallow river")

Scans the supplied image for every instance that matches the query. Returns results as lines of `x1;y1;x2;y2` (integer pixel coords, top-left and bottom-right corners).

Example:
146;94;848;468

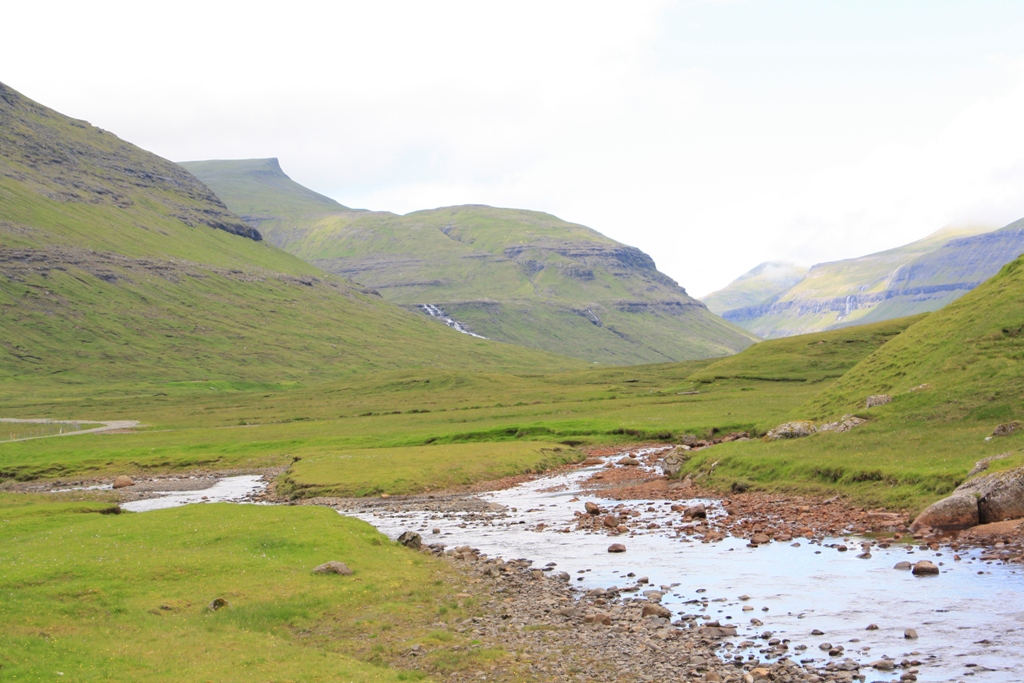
124;456;1024;682
347;453;1024;683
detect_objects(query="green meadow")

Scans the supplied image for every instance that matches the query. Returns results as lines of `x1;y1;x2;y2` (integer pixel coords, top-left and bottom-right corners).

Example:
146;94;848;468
0;495;506;682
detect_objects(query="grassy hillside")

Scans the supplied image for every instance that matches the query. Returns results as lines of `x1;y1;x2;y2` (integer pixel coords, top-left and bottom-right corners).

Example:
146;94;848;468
700;261;807;315
0;82;585;390
672;260;1024;510
186;160;758;365
806;253;1024;422
689;315;924;385
722;224;1001;338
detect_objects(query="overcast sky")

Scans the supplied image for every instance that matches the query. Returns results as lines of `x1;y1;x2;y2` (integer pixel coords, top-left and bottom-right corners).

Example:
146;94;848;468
5;1;1024;296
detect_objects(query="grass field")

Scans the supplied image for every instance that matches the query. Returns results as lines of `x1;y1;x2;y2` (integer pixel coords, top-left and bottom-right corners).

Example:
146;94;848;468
0;495;508;682
1;317;916;495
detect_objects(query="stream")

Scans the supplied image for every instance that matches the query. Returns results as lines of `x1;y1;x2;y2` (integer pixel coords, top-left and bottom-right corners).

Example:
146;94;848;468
122;454;1024;682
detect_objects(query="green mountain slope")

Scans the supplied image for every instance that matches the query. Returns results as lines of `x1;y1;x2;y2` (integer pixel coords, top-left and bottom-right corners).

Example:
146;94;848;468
185;160;758;365
720;224;1008;338
0;83;585;389
806;251;1024;422
701;261;807;315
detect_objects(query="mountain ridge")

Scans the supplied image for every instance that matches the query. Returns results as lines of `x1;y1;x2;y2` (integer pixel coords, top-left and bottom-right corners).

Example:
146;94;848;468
185;159;758;365
708;222;1024;338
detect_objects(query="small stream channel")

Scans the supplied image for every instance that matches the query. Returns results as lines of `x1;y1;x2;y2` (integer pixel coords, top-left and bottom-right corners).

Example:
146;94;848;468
122;454;1024;683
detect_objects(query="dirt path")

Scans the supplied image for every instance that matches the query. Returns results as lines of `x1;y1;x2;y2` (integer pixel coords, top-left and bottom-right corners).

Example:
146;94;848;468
0;418;140;442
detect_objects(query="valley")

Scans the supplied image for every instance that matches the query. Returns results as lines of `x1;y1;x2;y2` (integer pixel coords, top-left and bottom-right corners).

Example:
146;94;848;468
3;79;1024;683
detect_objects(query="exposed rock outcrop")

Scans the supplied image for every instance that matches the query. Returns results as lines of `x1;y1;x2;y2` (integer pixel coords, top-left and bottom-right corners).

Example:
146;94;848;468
865;394;892;408
763;421;816;441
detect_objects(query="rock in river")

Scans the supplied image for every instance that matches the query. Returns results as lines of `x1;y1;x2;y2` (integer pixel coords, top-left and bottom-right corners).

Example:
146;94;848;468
112;475;135;489
607;543;626;553
912;561;939;576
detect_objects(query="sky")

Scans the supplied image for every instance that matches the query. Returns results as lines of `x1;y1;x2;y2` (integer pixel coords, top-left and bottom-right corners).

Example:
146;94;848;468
4;1;1024;296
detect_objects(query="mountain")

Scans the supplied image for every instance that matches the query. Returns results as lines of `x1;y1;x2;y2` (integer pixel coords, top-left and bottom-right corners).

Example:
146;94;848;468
0;83;585;389
184;159;758;365
716;223;1024;338
701;261;808;316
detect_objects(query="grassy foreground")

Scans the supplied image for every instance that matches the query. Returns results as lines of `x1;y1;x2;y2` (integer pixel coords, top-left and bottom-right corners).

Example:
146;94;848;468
0;495;502;682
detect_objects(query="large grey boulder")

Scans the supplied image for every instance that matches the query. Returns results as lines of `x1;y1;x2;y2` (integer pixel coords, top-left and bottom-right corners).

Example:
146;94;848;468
912;464;1024;530
911;494;979;531
960;466;1024;523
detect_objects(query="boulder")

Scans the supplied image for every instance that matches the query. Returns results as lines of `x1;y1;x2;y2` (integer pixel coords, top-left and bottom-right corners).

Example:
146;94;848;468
641;603;671;619
680;434;699;446
618;456;640;466
866;394;892;408
112;475;135;489
603;515;620;528
953;465;1024;524
763;421;816;441
911;494;979;531
658;448;689;477
992;421;1021;437
911;561;939;576
313;561;352;575
911;464;1024;529
607;543;626;553
397;531;422;550
871;660;896;671
584;501;601;515
685;503;707;519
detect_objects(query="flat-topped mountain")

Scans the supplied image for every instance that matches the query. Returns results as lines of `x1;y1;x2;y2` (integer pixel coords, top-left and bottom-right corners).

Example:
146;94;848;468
710;222;1024;338
184;159;758;364
0;83;583;387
